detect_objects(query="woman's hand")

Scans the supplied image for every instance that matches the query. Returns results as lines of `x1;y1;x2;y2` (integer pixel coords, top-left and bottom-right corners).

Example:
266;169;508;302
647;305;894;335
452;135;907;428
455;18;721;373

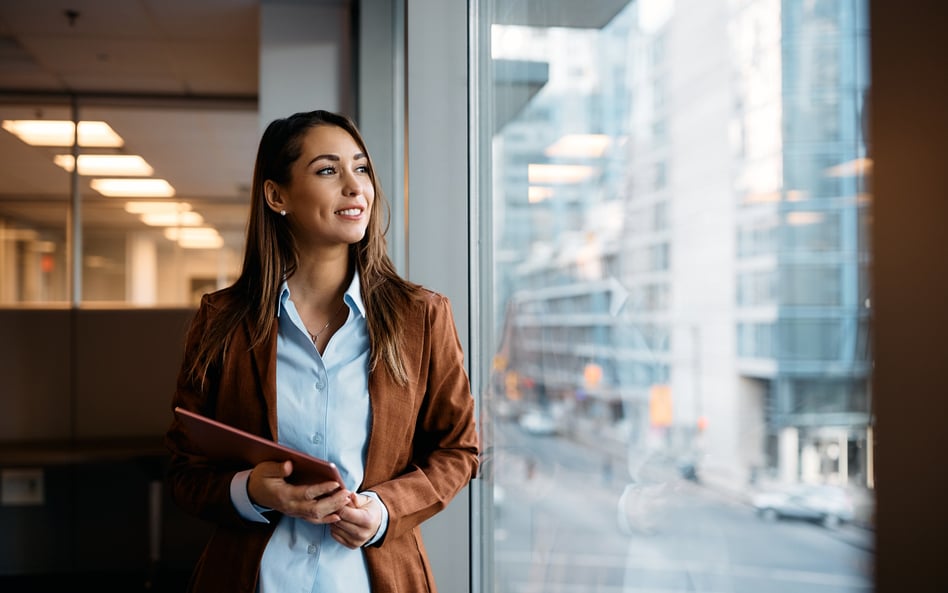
247;460;352;524
330;493;383;549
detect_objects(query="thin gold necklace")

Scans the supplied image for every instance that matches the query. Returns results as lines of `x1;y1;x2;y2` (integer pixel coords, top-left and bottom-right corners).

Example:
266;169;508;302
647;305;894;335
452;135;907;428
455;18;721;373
309;302;347;345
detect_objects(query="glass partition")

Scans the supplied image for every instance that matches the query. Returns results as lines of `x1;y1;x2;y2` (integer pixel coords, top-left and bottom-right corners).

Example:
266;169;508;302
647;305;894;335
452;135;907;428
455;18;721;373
0;102;73;304
475;1;874;591
0;100;253;306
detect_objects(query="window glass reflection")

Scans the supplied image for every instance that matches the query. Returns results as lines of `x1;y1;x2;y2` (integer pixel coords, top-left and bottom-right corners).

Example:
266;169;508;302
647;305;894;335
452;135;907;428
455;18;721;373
0;103;73;304
479;1;874;591
0;101;253;306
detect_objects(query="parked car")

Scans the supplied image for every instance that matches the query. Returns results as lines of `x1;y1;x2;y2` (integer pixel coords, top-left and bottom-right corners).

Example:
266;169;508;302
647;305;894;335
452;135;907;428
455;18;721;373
518;410;559;436
752;483;855;528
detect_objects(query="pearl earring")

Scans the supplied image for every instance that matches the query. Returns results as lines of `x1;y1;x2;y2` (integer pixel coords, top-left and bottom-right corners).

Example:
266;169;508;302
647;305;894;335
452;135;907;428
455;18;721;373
280;210;286;216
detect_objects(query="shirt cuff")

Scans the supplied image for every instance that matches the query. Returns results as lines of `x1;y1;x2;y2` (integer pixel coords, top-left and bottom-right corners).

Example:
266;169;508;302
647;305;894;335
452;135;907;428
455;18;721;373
231;469;272;523
361;490;389;546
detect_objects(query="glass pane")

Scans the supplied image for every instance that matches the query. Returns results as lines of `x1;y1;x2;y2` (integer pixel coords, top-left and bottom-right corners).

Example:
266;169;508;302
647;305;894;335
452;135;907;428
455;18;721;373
0;101;253;306
0;103;72;304
476;1;874;592
79;105;252;306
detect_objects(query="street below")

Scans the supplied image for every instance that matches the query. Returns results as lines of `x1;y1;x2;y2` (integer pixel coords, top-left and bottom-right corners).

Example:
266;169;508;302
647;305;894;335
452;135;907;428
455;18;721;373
489;421;874;593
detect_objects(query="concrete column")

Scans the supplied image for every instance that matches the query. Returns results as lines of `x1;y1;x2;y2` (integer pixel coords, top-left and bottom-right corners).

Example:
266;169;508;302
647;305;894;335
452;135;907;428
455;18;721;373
778;425;799;483
801;442;819;482
838;430;849;485
0;222;15;302
127;233;157;306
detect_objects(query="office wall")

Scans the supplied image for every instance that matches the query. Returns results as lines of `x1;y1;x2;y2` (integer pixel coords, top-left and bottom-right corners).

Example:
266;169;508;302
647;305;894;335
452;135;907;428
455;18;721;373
357;0;407;271
0;308;194;442
259;0;354;127
0;308;199;582
0;310;72;441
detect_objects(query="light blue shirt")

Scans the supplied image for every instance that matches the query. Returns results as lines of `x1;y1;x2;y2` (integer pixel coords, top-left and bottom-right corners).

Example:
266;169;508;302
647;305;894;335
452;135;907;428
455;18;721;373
228;270;389;593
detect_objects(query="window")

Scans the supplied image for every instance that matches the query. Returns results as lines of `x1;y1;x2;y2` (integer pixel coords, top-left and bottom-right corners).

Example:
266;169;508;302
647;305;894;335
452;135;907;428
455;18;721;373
476;1;874;591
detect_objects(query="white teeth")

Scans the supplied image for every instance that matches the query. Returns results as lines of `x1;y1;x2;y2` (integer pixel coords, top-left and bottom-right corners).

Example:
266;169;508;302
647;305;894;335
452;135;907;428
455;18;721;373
337;208;361;216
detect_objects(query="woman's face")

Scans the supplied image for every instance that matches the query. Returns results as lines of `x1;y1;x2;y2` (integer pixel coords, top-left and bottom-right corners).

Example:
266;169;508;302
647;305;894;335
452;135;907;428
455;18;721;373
272;124;375;248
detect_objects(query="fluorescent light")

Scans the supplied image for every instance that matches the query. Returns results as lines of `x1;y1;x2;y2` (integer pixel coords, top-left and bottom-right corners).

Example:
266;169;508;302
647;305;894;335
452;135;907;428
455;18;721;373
528;186;553;203
544;134;611;158
743;191;781;204
164;227;223;249
124;201;192;214
786;211;825;226
825;158;872;178
140;211;204;227
54;154;154;176
528;163;596;184
91;178;175;197
2;120;124;147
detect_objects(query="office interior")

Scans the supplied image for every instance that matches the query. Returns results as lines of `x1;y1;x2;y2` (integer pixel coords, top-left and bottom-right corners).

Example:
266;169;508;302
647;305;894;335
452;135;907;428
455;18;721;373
0;1;945;592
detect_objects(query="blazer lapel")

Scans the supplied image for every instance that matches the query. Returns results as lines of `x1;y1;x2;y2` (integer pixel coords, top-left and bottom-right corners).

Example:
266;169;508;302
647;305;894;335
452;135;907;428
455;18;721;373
248;320;281;439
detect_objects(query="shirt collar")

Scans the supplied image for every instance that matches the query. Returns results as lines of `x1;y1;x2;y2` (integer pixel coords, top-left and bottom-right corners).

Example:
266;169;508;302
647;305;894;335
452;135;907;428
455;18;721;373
277;268;366;319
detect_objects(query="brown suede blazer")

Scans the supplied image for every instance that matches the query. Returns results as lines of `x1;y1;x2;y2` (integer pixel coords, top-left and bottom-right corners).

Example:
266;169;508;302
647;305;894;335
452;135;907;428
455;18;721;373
165;287;480;592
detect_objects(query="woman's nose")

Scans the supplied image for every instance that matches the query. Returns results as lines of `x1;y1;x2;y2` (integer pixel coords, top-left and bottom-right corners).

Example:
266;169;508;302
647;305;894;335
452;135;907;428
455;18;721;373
340;169;361;195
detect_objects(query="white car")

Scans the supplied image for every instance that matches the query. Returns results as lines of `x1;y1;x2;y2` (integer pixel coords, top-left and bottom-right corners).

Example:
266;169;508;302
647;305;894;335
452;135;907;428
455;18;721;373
752;483;855;528
518;410;559;436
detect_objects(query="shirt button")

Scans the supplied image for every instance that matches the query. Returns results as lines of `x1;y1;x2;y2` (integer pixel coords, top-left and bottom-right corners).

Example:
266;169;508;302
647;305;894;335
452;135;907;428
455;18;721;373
311;433;324;445
307;544;317;554
314;378;325;391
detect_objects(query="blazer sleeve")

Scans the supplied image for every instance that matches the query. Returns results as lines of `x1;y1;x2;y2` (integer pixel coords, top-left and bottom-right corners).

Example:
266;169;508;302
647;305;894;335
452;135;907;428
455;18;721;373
163;294;263;529
366;292;480;543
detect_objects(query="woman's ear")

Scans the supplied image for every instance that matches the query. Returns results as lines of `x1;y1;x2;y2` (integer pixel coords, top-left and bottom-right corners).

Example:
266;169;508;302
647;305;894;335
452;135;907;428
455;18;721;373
264;180;285;214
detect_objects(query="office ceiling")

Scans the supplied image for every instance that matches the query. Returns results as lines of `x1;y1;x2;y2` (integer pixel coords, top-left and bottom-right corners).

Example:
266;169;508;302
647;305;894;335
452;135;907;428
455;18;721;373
0;0;261;232
0;0;629;233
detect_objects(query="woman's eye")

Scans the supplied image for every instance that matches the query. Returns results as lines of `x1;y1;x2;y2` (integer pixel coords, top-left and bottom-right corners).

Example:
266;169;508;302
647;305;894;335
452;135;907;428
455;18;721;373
316;166;336;176
355;164;369;174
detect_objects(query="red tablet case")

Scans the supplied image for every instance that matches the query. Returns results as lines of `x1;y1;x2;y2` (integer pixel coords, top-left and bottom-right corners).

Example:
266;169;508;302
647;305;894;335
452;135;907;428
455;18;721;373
173;406;344;485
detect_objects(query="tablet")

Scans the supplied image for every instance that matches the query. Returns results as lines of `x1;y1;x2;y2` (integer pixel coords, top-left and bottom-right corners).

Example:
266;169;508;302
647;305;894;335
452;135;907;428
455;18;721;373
173;406;344;485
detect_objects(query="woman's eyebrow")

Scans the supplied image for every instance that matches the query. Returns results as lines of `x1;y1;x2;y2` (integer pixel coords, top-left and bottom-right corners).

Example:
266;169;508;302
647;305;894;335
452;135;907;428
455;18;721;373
306;152;367;167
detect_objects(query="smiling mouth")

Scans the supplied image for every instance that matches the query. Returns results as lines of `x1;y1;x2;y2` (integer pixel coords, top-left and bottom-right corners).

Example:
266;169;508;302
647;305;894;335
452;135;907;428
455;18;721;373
336;208;363;216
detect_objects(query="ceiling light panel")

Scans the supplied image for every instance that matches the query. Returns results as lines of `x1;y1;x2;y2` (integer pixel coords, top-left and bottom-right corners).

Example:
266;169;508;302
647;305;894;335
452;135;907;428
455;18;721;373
163;227;223;249
54;154;154;176
91;178;175;197
124;201;193;214
528;163;597;184
140;211;204;227
544;134;611;158
2;120;124;147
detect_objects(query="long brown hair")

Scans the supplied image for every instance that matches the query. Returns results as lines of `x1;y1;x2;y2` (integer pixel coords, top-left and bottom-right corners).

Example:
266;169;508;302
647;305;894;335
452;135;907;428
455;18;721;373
184;110;421;390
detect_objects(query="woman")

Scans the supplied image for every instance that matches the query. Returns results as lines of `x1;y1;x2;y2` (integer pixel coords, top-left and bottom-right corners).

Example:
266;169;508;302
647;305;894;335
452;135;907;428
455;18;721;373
165;109;479;592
